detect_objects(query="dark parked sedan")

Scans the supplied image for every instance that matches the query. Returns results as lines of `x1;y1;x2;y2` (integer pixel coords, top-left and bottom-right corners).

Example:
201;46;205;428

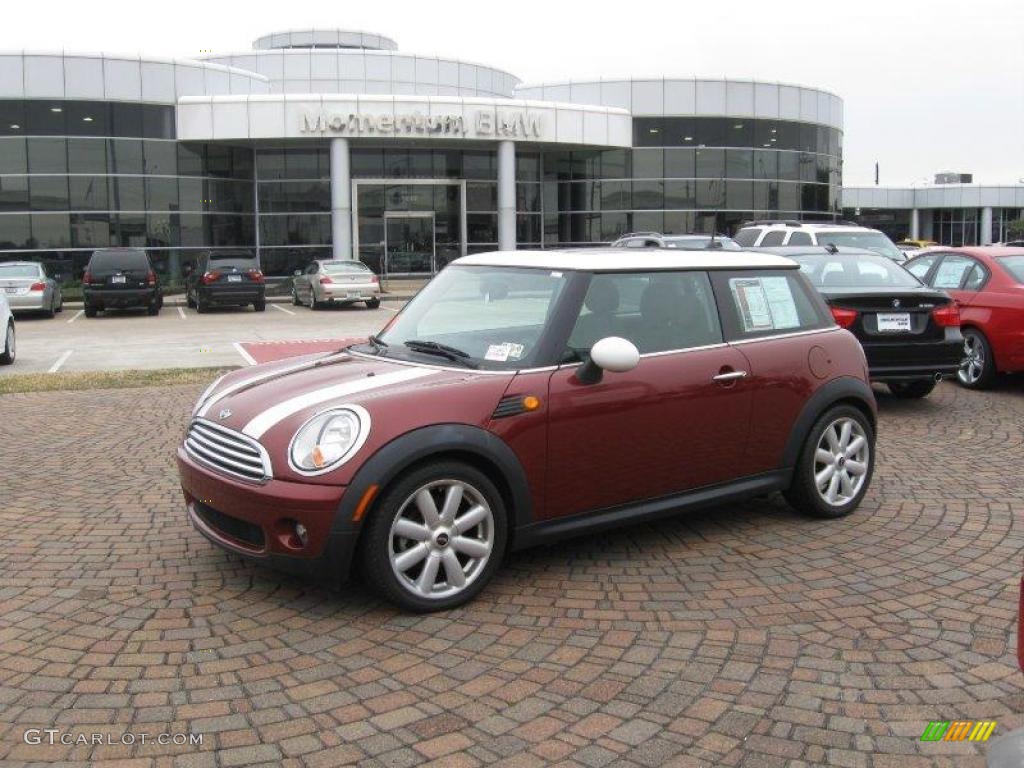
764;245;963;398
185;250;266;313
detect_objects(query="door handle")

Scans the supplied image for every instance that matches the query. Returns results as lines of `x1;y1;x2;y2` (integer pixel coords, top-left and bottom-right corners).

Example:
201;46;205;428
712;370;747;382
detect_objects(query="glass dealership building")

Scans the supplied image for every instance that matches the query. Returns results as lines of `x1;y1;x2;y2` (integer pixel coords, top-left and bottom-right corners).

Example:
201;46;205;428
0;29;846;279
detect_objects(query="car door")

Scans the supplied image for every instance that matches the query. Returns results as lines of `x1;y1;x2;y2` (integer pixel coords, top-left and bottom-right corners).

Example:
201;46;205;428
543;270;754;520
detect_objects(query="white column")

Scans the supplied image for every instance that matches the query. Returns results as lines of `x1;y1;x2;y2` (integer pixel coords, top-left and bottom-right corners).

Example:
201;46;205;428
910;208;920;240
981;206;994;245
497;140;516;251
330;137;352;260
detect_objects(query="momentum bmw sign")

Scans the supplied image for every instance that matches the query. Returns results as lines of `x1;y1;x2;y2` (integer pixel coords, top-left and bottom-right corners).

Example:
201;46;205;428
299;110;542;138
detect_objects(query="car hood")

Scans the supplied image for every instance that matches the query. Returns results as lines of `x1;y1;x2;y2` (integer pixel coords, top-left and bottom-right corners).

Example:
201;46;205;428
192;350;516;481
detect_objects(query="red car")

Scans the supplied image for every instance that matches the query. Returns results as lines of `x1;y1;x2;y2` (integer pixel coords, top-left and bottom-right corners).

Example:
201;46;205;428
905;247;1024;388
177;249;877;611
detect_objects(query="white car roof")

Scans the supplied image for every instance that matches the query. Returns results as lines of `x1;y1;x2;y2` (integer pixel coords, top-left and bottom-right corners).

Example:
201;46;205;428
454;248;798;272
743;222;883;234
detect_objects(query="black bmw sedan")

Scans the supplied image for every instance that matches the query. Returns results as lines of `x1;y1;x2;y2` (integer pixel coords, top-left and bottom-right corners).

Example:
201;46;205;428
763;245;963;399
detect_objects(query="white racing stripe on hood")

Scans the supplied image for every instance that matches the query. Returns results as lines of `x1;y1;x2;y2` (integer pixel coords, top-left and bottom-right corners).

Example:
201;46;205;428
197;355;345;418
242;366;437;439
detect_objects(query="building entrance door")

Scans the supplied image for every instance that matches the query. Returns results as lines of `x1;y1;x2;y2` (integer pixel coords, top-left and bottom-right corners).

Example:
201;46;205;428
384;213;435;277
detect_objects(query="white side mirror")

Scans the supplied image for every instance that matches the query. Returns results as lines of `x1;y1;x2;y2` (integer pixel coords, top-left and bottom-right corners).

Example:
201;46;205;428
578;336;640;384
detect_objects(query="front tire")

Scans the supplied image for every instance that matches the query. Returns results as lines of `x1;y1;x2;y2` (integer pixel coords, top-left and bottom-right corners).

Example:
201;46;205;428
887;380;936;399
957;328;995;389
784;405;875;519
0;321;14;365
360;461;508;612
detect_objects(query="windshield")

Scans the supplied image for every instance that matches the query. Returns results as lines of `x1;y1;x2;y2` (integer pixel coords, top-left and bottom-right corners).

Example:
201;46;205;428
371;265;568;369
814;232;903;261
662;236;741;251
323;261;371;274
0;264;40;278
1000;255;1024;284
793;253;922;289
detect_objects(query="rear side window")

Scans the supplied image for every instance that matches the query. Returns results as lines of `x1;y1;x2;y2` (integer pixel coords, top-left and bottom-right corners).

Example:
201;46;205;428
89;249;149;271
733;228;760;247
905;254;938;281
932;255;980;290
788;231;813;245
760;231;786;246
711;270;830;340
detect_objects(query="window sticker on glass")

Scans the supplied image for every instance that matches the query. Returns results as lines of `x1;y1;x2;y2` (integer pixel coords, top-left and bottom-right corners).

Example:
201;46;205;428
730;278;773;332
485;343;512;362
761;276;801;330
730;276;801;332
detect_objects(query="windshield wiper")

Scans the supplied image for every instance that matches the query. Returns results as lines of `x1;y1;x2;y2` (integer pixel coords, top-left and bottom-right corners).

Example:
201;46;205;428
366;334;389;354
403;340;477;368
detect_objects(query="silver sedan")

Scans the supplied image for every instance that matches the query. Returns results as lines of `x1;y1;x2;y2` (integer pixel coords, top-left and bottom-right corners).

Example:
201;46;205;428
292;260;382;310
0;261;63;317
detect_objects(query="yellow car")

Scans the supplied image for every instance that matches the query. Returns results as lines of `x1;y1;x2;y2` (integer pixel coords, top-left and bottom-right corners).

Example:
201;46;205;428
900;239;938;249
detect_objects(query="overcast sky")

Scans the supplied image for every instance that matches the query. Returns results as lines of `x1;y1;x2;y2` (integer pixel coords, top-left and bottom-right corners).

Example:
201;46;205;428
4;0;1022;186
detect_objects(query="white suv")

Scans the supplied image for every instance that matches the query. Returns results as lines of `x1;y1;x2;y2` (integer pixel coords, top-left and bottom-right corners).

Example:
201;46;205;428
0;291;14;365
734;221;906;262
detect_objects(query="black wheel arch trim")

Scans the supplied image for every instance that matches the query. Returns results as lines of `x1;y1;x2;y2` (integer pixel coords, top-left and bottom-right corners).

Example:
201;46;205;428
780;376;877;471
330;423;534;539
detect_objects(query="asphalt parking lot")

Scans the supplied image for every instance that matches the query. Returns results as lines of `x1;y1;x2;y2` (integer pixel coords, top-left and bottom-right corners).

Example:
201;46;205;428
1;302;400;374
1;378;1022;767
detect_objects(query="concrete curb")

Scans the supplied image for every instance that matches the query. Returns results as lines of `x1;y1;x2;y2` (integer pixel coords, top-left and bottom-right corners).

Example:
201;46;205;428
60;293;414;310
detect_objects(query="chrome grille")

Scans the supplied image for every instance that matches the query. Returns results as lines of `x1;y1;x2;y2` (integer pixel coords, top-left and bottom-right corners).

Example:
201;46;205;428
185;419;272;483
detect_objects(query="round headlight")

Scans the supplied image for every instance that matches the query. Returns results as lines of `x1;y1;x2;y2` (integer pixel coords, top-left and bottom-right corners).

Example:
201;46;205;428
289;408;367;474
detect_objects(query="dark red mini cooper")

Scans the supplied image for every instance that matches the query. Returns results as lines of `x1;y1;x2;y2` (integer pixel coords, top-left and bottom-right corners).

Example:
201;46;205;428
177;249;877;611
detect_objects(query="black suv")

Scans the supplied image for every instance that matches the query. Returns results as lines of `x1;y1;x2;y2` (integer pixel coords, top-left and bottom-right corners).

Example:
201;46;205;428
184;250;265;313
82;248;163;317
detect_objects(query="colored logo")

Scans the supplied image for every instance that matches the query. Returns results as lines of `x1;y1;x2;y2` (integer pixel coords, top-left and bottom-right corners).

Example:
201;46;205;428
920;721;997;742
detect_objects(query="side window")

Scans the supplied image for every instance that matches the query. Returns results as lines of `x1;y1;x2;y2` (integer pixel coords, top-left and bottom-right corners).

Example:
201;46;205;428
734;228;760;247
788;231;813;245
622;239;645;248
932;255;977;290
567;271;723;357
760;230;786;246
906;254;938;282
712;270;829;340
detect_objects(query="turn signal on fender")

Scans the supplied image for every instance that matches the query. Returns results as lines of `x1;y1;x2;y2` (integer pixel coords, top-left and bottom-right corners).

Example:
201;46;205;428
522;395;541;411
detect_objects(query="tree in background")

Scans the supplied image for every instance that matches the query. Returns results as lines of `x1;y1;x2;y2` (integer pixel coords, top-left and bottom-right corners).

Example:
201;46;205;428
1006;219;1024;241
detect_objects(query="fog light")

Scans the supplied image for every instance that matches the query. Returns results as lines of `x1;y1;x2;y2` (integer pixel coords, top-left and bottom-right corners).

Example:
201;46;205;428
295;523;309;547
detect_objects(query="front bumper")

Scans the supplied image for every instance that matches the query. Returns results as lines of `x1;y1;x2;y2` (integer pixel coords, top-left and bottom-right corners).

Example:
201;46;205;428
863;333;963;382
176;447;358;582
85;287;159;308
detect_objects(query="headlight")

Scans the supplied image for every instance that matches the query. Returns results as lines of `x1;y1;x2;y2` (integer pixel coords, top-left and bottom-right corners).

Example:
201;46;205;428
289;406;370;474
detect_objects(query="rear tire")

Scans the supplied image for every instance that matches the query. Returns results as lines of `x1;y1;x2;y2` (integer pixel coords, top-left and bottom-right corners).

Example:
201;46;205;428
147;301;160;316
186;292;196;309
43;297;55;319
254;299;266;312
957;328;995;389
784;404;875;519
366;298;381;309
359;461;507;612
0;321;14;365
195;296;207;314
84;304;98;318
887;380;936;399
292;289;301;306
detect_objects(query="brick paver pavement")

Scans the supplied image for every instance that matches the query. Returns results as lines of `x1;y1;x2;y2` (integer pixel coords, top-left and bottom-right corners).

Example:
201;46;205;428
0;379;1022;767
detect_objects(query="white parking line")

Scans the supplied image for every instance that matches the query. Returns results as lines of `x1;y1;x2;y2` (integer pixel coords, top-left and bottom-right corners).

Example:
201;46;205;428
381;306;399;312
233;342;257;366
48;350;73;373
271;303;296;316
66;309;84;324
177;306;187;319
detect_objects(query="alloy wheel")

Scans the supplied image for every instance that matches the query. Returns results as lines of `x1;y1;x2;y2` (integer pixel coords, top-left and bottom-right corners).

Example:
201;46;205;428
813;417;870;506
388;479;494;601
958;334;984;385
